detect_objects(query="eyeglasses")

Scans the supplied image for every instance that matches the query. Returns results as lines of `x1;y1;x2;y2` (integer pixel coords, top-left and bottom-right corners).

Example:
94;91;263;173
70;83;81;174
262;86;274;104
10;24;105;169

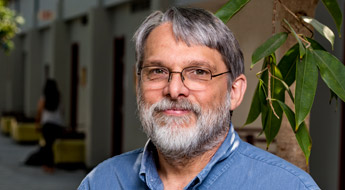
138;66;230;90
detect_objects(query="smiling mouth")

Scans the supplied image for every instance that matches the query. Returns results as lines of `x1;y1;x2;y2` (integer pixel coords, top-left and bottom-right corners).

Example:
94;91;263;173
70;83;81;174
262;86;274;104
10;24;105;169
152;98;201;117
163;108;191;116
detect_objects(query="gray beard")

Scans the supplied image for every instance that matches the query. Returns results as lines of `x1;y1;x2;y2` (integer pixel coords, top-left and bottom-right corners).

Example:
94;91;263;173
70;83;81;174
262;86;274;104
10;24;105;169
137;92;231;164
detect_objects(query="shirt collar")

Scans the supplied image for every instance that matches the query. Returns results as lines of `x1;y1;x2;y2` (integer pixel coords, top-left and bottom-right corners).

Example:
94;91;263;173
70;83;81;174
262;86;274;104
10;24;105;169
193;124;240;186
139;140;163;189
139;123;240;189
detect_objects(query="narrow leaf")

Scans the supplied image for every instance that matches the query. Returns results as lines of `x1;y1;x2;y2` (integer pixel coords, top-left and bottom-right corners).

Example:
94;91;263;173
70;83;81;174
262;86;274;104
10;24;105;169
258;80;267;103
263;101;283;149
261;102;269;135
313;50;345;102
215;0;251;23
260;58;270;134
278;43;299;86
244;83;265;126
295;49;318;129
284;19;305;58
271;66;295;102
302;16;335;49
251;32;288;68
295;122;312;165
276;100;295;127
321;0;343;36
262;60;285;148
271;64;285;95
276;100;312;164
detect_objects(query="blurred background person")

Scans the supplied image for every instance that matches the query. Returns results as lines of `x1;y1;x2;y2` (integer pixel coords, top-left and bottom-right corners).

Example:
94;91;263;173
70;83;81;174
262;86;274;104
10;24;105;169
35;79;65;173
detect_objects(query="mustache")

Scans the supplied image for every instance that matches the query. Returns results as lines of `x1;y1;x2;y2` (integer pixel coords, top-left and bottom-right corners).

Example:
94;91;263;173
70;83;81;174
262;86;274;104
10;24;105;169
152;98;202;115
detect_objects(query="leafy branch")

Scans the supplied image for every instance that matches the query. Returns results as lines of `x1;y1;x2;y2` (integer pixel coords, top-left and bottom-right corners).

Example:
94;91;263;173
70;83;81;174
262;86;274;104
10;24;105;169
0;0;24;53
216;0;345;164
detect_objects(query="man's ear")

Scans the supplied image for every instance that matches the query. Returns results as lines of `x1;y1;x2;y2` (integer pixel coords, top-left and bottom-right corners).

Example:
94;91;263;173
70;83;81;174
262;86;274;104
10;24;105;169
230;74;247;111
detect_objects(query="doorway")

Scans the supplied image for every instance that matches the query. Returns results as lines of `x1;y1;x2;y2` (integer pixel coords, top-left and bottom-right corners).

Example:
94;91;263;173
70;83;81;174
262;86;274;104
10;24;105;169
70;43;79;131
112;37;125;156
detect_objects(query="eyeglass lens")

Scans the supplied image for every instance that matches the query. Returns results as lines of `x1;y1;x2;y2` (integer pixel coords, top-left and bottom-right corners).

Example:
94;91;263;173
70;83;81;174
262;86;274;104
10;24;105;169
140;67;214;91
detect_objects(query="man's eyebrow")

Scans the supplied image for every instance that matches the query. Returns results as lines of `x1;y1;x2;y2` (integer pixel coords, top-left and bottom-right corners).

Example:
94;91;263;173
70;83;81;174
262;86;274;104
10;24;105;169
143;60;218;71
142;61;164;67
187;60;218;71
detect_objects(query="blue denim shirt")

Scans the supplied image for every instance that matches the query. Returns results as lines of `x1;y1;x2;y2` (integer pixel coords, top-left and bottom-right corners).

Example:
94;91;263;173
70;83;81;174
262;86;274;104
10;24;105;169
78;125;319;190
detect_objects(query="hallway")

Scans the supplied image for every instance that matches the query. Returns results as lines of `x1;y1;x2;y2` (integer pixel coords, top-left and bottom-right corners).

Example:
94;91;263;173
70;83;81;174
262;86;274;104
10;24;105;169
0;133;86;190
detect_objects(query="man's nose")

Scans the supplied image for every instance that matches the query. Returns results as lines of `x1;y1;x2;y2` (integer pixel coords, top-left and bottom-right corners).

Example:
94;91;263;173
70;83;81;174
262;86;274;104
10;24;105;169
163;72;190;99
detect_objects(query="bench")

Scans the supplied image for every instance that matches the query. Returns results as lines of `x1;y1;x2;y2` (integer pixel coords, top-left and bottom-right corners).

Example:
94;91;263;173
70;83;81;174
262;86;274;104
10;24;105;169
53;139;85;164
1;116;14;135
11;119;41;143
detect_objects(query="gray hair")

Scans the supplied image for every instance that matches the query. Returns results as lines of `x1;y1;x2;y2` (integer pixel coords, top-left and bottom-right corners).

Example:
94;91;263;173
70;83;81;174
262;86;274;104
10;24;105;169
133;7;244;84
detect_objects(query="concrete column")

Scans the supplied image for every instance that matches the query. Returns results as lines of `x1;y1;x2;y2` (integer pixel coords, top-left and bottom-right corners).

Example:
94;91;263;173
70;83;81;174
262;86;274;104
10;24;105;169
51;20;71;125
24;30;43;117
86;6;113;167
7;37;25;112
0;37;25;114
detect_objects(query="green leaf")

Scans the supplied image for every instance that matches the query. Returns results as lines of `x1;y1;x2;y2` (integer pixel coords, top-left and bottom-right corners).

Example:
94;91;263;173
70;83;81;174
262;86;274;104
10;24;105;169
260;58;270;134
321;0;343;36
276;100;312;164
295;49;318;129
263;100;283;149
261;61;285;148
258;80;268;103
251;32;288;68
0;3;24;53
275;100;295;128
278;43;299;86
295;122;312;165
302;16;335;49
261;102;269;134
272;66;295;103
244;83;262;126
313;50;345;102
259;54;275;84
271;64;285;95
284;19;305;58
215;0;251;23
256;54;285;147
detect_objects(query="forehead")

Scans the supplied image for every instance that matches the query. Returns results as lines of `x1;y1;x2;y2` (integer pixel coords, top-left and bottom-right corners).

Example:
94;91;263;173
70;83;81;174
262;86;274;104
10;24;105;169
143;23;226;70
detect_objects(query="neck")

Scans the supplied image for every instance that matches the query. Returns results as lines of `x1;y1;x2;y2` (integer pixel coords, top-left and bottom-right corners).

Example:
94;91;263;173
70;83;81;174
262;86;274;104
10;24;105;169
155;132;228;189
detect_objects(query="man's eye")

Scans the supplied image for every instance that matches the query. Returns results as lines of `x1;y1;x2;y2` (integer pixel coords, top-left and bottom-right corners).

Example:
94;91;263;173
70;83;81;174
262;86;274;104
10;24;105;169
193;69;210;75
150;68;166;74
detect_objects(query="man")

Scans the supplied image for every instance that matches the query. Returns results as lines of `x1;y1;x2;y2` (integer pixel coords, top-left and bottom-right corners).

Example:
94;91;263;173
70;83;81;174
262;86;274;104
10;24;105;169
78;7;319;190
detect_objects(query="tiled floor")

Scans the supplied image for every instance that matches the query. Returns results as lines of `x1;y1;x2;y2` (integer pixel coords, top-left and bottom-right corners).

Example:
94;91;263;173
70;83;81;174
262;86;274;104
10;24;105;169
0;134;86;190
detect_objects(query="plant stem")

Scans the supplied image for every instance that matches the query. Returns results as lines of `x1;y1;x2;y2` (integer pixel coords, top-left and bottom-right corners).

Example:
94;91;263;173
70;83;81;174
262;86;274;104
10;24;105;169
267;64;280;119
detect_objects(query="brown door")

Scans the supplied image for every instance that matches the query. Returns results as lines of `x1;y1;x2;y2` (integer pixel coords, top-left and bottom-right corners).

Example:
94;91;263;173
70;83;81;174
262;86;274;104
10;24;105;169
112;37;125;156
70;43;79;131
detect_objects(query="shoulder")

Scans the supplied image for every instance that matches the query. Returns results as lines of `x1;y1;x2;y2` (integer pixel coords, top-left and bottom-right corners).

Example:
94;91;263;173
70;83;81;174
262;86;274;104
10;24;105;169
78;148;144;190
234;141;319;189
94;148;143;171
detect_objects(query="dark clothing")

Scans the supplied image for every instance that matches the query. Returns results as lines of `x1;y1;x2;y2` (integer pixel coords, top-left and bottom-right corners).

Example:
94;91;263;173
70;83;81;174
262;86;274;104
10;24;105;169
41;122;64;166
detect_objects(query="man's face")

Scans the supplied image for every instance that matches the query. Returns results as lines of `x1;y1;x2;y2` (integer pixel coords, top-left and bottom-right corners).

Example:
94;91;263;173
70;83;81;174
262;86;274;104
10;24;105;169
137;23;231;159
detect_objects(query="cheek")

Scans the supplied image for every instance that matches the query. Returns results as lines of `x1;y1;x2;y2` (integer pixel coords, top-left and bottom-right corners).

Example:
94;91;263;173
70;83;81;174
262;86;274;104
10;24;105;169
190;91;218;108
141;88;163;105
193;88;228;109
